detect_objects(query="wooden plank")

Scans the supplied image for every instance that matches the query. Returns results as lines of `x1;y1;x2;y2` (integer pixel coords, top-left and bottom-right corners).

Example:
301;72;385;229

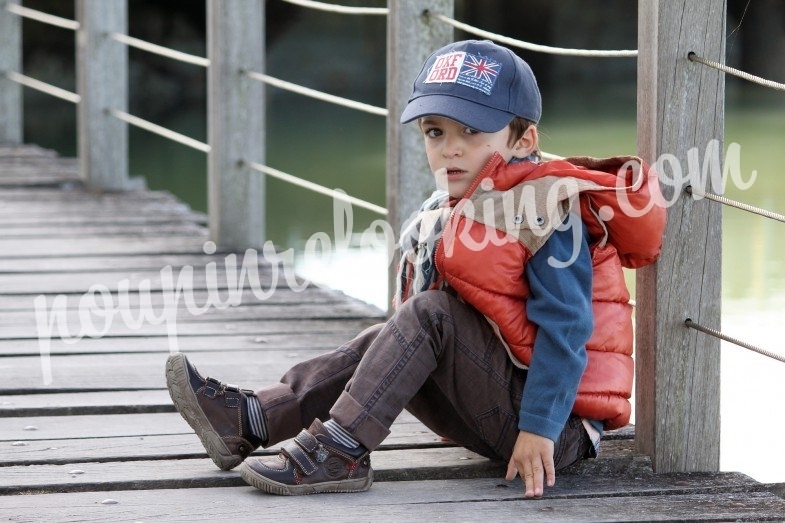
0;412;191;442
0;236;211;258
0;154;77;164
0;288;345;311
0;223;208;239
0;215;207;228
0;268;284;294
2;303;382;328
0;457;773;510
0;447;508;495
1;481;782;521
0;213;206;228
0;199;196;213
0;201;192;214
0;186;174;201
0;254;266;274
0;331;357;357
0;390;174;416
0;145;57;158
0;445;654;496
635;0;725;472
0;317;378;340
0;174;82;187
1;346;384;391
0;169;79;180
0;415;443;466
0;414;634;467
0;410;425;441
0;432;449;468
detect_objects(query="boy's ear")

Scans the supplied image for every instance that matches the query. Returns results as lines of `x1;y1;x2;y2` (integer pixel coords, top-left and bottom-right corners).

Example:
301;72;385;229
513;125;538;157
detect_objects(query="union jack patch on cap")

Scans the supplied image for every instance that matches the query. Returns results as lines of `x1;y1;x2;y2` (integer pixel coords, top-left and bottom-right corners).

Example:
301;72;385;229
424;51;502;96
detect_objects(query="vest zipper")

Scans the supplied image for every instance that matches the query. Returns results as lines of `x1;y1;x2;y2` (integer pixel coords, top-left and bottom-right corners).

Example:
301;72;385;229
434;153;506;274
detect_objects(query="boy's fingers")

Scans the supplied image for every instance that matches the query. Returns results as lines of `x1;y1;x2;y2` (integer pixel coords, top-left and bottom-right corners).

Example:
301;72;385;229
504;458;518;481
522;462;537;497
531;463;545;497
544;456;556;487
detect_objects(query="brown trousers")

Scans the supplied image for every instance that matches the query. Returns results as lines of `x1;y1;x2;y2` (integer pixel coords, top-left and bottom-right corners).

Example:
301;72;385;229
256;290;594;470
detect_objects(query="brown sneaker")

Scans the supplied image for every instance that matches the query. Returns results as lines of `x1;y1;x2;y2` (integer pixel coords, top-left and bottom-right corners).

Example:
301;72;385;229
240;419;373;495
165;352;263;470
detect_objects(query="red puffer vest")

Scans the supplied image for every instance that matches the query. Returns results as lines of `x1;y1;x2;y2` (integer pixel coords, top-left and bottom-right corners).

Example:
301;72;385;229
435;153;666;430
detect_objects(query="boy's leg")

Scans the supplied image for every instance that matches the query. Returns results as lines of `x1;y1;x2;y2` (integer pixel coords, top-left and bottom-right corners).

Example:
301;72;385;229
254;323;384;446
241;290;525;493
328;290;526;454
165;323;383;471
242;290;595;494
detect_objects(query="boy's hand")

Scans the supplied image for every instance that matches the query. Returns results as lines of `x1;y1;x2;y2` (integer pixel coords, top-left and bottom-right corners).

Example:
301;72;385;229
505;430;555;498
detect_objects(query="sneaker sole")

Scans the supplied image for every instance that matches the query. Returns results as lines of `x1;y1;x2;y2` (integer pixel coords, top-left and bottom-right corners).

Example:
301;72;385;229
165;353;243;471
240;462;373;496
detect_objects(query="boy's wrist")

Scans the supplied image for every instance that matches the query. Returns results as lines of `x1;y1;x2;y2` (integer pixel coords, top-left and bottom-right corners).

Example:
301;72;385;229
517;410;565;443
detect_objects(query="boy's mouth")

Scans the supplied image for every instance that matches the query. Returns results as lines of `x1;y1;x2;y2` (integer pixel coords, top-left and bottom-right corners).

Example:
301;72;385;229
446;168;465;176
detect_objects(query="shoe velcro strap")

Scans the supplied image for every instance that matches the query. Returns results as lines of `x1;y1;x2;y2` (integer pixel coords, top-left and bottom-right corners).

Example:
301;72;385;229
203;378;222;398
282;440;317;476
294;429;318;452
203;378;239;400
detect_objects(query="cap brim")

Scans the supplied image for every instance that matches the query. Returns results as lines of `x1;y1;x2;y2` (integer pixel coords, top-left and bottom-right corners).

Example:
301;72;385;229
400;94;515;133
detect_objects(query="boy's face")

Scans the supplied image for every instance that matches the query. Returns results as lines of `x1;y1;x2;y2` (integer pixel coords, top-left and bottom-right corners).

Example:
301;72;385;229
419;116;528;199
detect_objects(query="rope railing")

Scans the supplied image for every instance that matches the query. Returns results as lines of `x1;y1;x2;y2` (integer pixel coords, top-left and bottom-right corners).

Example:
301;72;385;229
5;3;79;31
277;0;388;16
247;161;387;216
110;110;211;153
427;11;637;58
245;71;387;117
110;33;210;67
685;319;785;364
5;71;81;104
688;52;785;92
686;185;785;224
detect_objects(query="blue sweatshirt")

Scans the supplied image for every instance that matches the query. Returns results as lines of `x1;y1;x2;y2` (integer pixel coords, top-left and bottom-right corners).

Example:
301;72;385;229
517;218;595;442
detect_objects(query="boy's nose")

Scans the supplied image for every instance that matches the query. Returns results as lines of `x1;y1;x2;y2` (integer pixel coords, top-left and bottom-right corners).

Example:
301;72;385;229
441;137;462;157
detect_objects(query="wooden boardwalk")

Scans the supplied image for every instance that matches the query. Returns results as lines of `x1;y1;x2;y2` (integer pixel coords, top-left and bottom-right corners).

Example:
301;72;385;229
1;144;784;521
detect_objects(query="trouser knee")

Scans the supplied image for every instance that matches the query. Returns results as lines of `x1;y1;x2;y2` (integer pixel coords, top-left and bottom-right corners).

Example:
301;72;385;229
394;290;454;326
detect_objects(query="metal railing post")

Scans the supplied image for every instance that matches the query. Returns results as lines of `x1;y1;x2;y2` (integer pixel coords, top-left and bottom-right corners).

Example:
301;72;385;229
206;0;265;250
386;0;453;307
76;0;129;191
0;0;22;144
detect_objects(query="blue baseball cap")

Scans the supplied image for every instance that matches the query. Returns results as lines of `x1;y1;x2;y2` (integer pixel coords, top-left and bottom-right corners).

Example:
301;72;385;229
400;40;542;132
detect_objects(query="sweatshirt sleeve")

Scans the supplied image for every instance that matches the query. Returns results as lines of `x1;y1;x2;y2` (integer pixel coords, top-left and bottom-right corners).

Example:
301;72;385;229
518;218;594;442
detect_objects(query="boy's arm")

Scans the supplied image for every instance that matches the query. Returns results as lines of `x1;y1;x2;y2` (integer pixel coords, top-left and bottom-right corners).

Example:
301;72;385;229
506;217;593;497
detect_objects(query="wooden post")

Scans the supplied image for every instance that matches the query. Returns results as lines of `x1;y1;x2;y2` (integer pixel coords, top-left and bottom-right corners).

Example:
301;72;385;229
635;0;725;473
206;0;265;251
76;0;129;191
386;1;453;306
0;0;22;144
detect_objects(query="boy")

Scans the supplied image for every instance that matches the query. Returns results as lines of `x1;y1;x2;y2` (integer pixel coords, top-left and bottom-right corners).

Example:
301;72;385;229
166;39;665;498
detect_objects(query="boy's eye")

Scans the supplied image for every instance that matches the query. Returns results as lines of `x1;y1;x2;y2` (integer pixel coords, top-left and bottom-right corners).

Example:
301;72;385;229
463;127;480;135
424;128;442;138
